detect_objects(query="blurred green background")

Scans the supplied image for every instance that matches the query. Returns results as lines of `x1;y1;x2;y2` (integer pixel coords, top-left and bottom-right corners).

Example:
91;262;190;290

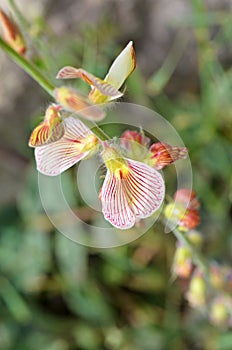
1;0;232;349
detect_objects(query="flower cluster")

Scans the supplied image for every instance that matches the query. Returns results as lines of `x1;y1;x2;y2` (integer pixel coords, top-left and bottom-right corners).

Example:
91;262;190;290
27;42;188;229
165;189;232;328
185;263;232;328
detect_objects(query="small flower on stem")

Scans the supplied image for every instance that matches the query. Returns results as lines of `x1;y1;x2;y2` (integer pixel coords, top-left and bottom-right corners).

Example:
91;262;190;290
29;104;64;147
209;296;232;328
35;117;99;176
172;244;193;279
120;129;150;161
186;269;206;308
164;189;200;231
100;144;165;229
56;41;136;105
146;142;188;170
186;230;203;248
0;8;26;54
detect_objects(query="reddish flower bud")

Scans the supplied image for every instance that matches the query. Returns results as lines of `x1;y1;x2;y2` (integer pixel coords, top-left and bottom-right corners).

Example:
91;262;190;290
121;130;150;148
178;209;200;231
0;8;26;54
120;130;150;161
164;189;200;231
147;142;188;170
174;189;200;210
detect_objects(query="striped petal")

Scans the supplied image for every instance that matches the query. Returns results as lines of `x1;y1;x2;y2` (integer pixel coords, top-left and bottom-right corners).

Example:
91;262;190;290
35;117;98;176
29;105;65;147
54;87;105;121
56;67;122;99
101;159;165;229
29;121;65;147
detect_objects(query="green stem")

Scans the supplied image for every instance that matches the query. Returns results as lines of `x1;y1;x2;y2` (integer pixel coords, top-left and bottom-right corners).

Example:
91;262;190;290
0;38;109;141
0;37;54;96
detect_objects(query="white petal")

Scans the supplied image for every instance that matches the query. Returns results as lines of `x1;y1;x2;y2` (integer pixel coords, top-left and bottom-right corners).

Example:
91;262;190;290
35;117;92;176
101;159;165;229
101;171;135;229
126;159;165;218
104;41;136;90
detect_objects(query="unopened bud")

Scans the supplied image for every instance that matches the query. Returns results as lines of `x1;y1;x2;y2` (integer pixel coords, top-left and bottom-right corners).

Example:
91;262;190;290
172;245;193;278
186;230;203;248
209;296;231;327
120;130;150;161
186;271;206;308
146;142;188;170
0;9;26;54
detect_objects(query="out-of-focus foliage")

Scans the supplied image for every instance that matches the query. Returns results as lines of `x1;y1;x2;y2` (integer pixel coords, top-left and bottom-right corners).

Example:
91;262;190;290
1;0;232;349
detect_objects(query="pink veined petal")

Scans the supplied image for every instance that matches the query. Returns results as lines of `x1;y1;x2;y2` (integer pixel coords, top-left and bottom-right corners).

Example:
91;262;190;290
56;67;123;99
35;117;93;176
126;159;165;218
101;159;165;229
101;171;135;229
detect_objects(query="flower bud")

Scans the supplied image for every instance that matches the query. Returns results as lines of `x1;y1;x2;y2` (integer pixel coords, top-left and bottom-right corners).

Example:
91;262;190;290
172;245;193;278
186;230;203;248
174;189;200;210
164;203;200;231
120;130;150;161
186;271;206;308
146;142;188;170
209;263;226;290
0;9;26;54
209;296;232;328
165;189;200;231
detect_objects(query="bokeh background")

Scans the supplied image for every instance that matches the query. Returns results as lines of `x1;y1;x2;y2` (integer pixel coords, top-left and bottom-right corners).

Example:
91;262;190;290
1;0;232;349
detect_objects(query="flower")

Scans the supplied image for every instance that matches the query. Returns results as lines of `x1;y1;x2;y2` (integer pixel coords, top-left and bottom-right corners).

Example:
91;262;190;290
56;41;136;105
174;188;200;210
186;270;206;307
164;189;200;231
120;129;188;169
172;244;193;278
209;296;232;327
29;104;64;147
100;144;165;229
0;8;26;54
54;87;106;121
35;116;99;176
146;142;188;170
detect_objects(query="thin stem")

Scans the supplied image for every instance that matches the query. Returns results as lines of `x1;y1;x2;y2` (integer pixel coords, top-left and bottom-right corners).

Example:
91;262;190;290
0;37;54;96
0;38;110;141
